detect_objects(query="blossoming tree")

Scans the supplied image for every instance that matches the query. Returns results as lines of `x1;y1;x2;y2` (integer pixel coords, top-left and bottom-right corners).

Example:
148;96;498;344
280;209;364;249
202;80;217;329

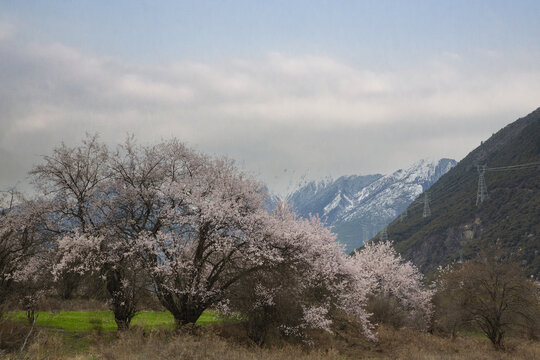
137;153;279;326
347;241;433;330
0;190;51;315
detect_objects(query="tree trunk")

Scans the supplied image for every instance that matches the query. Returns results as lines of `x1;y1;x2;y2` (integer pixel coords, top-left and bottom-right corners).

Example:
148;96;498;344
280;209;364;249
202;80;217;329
173;306;205;328
157;290;205;328
106;270;136;331
114;316;130;331
59;272;80;300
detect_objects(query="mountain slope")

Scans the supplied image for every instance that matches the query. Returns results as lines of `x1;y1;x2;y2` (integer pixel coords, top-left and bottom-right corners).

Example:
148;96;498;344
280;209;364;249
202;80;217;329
385;108;540;277
288;159;456;252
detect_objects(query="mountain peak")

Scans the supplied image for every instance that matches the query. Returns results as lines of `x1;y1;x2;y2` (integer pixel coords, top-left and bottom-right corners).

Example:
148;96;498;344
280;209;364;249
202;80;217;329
287;158;456;252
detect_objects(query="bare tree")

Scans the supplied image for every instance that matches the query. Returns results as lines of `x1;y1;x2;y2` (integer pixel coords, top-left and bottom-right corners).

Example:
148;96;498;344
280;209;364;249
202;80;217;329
435;251;540;348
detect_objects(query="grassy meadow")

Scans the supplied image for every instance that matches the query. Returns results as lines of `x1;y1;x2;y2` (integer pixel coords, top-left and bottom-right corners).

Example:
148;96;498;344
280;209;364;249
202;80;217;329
8;310;220;332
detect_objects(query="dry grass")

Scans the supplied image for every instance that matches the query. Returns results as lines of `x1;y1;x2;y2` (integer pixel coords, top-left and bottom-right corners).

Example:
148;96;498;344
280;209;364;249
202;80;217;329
4;322;540;359
0;319;36;353
92;327;342;360
7;327;341;360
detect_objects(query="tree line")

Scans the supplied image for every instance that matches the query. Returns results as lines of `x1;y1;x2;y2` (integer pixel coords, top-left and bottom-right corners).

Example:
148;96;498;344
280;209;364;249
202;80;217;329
0;135;537;348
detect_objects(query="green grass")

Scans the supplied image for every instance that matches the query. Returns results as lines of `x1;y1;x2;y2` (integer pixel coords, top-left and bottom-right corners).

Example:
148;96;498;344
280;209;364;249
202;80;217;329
9;310;220;332
458;329;489;339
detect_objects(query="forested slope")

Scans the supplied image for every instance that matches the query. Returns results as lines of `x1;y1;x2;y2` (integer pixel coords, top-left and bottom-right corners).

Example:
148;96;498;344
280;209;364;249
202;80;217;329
383;108;540;277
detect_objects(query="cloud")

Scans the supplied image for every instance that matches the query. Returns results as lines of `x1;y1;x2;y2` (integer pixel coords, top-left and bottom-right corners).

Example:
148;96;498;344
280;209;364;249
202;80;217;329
0;28;539;195
0;21;15;41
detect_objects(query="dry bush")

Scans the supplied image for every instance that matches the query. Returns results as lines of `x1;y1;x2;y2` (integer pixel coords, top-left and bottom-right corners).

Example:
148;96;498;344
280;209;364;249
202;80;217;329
5;331;74;360
225;265;309;346
135;292;164;312
0;319;35;353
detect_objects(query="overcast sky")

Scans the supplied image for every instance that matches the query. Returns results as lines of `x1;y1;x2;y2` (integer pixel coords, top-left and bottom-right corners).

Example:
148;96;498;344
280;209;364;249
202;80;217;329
1;1;540;196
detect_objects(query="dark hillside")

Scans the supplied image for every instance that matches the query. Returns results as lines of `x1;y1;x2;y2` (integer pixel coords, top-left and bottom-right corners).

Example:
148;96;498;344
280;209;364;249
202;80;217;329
383;108;540;277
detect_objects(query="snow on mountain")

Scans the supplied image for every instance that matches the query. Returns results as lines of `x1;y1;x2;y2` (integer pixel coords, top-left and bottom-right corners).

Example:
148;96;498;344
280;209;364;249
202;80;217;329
286;174;383;223
287;158;457;253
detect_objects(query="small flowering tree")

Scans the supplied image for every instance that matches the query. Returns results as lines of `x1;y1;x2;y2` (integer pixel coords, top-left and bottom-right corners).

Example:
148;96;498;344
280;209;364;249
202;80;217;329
222;210;434;344
0;191;51;316
347;241;433;330
226;203;377;343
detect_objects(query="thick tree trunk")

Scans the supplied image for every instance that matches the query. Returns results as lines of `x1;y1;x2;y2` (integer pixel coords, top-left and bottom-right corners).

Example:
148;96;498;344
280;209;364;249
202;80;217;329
114;316;130;331
59;272;80;300
173;306;205;327
111;302;135;331
157;290;205;328
106;270;136;331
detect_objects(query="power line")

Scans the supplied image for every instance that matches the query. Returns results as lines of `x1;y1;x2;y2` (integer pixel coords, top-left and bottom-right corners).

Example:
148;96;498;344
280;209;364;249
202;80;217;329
486;161;540;172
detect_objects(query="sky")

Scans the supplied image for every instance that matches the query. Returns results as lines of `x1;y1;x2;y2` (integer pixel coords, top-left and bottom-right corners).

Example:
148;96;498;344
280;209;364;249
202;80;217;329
1;1;540;196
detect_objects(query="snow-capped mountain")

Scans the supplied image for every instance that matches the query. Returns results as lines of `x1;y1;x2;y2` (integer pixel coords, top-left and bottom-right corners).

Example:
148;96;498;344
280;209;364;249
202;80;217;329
287;158;457;253
286;174;383;221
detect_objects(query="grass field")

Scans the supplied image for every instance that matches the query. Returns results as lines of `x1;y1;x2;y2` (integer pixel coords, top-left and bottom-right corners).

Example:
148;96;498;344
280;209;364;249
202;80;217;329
9;310;220;332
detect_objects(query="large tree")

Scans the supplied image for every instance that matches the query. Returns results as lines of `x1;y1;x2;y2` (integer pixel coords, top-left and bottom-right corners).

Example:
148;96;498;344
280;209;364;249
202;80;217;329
136;152;278;326
435;252;540;348
35;135;179;329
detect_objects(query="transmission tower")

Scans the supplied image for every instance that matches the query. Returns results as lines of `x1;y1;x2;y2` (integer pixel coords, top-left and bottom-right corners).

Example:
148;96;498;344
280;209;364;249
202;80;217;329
476;164;488;206
423;192;431;218
400;208;408;222
380;226;388;241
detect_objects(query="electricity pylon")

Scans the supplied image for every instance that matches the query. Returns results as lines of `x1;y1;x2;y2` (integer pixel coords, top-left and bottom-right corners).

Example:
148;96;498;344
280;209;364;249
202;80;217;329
423;192;431;218
476;164;488;205
380;226;388;241
400;208;408;222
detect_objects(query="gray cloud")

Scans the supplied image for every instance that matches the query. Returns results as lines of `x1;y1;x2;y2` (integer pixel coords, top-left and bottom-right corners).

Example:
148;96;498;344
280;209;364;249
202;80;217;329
1;24;539;195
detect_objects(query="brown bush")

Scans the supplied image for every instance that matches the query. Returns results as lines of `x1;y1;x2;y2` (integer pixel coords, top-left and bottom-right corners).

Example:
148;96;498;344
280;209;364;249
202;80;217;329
0;319;34;353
